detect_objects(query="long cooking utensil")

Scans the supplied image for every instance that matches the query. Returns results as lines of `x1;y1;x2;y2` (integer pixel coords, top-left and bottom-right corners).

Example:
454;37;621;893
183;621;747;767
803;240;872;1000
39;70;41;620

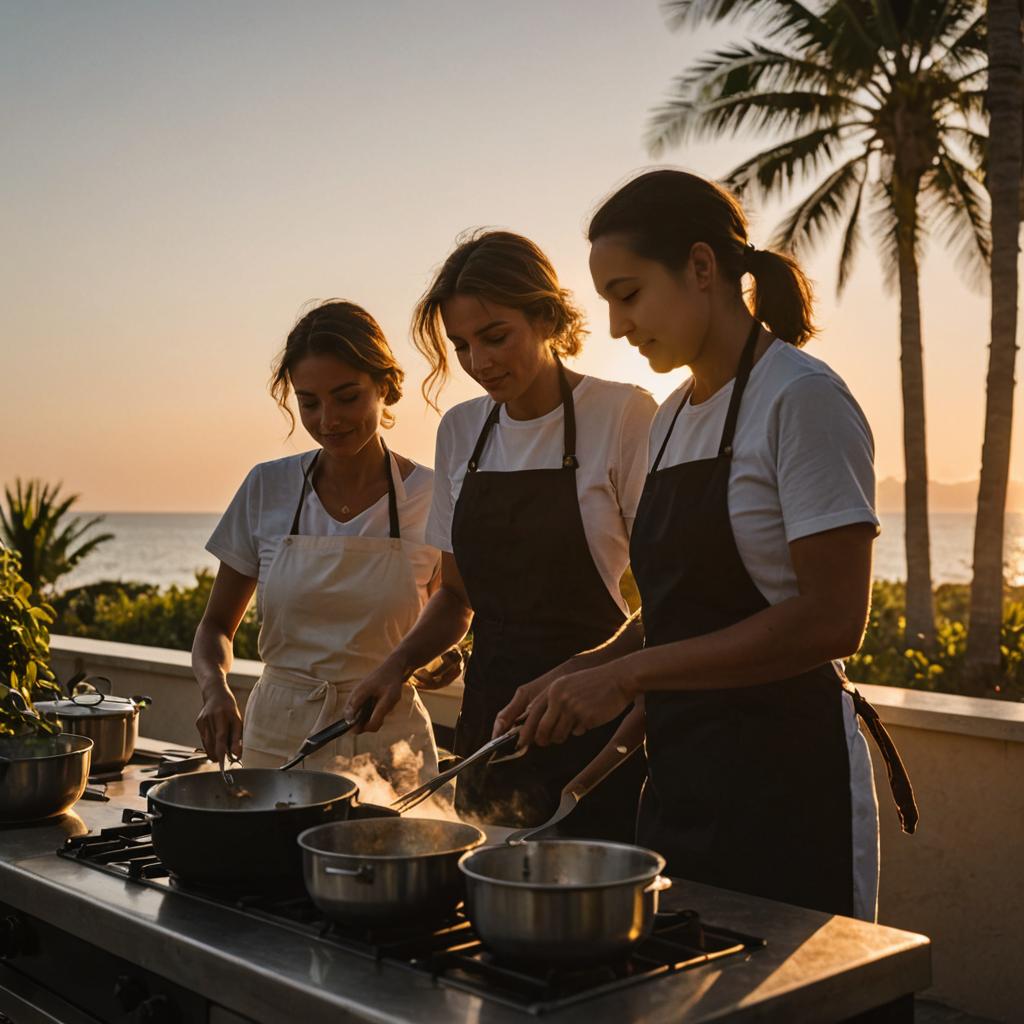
505;742;641;845
391;716;526;813
278;698;375;772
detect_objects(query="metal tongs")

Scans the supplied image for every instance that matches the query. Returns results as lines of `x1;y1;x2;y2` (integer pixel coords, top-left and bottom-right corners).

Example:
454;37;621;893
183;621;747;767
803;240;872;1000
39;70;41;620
391;714;529;813
278;699;376;772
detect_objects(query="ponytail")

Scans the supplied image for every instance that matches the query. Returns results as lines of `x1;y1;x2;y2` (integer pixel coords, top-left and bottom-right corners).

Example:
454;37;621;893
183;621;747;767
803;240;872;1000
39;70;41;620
588;169;817;347
745;247;817;347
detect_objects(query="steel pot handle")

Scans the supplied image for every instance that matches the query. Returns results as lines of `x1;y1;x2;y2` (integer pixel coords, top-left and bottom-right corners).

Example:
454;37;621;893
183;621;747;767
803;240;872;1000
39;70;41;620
121;807;162;825
324;863;375;883
644;875;672;894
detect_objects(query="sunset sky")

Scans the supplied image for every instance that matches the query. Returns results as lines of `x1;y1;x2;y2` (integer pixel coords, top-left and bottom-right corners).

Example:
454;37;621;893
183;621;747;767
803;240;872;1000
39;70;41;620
2;1;1015;512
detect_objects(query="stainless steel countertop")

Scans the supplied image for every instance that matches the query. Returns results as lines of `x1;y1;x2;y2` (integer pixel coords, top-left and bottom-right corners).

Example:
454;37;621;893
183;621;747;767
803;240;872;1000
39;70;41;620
0;766;931;1023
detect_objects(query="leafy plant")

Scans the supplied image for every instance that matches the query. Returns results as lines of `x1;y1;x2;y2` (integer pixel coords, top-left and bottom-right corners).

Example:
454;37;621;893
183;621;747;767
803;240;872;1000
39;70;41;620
848;580;1024;701
1;479;114;596
0;546;62;736
53;570;260;659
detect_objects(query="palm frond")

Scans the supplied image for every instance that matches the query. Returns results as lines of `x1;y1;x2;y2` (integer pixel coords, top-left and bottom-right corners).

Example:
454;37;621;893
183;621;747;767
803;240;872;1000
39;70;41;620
942;125;988;169
922;152;991;288
670;42;844;101
722;123;867;200
837;165;870;294
769;154;870;255
647;90;861;156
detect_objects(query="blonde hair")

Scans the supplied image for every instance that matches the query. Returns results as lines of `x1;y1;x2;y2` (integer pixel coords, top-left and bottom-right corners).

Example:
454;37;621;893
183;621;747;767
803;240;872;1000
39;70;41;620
412;230;587;409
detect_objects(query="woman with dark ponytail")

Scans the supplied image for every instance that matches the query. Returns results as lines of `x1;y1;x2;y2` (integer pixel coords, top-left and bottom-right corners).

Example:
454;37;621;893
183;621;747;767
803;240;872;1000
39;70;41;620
496;169;917;921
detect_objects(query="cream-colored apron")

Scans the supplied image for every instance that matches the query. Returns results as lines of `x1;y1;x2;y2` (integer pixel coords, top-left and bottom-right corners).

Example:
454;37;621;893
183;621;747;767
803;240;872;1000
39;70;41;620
241;445;438;788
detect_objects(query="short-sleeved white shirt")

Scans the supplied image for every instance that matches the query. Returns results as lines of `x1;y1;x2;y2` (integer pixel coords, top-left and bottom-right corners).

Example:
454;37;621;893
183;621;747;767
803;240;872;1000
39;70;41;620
206;451;440;614
647;340;879;606
426;376;657;612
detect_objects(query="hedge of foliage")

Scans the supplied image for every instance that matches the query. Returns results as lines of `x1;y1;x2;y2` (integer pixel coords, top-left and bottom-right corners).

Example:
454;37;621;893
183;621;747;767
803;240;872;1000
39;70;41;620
847;580;1024;701
52;571;260;659
49;575;1024;702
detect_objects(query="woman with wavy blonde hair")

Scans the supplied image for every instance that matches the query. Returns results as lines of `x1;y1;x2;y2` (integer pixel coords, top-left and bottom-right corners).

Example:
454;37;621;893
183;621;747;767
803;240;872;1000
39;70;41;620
345;231;655;835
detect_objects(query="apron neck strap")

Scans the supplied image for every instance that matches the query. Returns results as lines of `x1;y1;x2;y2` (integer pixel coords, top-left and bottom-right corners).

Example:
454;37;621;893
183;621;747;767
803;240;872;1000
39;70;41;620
466;354;579;473
649;321;762;474
289;443;401;539
718;320;761;458
381;439;401;539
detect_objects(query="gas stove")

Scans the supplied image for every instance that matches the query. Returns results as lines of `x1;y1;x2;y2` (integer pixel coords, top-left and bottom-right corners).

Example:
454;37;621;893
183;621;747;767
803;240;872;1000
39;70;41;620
60;817;765;1016
0;763;931;1024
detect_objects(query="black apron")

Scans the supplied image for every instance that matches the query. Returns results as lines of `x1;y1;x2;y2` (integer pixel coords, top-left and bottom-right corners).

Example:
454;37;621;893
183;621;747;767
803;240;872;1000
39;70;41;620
450;363;645;839
630;324;917;916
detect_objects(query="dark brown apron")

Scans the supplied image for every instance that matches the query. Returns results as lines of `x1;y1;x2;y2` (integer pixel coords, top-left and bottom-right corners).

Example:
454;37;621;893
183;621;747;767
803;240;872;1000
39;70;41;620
450;362;645;838
629;324;917;915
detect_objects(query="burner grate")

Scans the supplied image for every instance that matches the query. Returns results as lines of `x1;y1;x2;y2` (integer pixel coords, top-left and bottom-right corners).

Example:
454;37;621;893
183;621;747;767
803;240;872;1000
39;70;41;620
59;821;765;1014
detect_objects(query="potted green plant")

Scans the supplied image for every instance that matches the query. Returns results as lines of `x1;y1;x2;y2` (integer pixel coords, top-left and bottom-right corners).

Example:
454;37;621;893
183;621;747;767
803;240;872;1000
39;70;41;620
0;544;62;740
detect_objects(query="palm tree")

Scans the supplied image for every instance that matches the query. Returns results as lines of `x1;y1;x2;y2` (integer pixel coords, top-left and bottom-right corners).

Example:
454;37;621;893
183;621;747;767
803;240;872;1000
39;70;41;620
648;0;990;650
965;0;1023;687
0;479;114;596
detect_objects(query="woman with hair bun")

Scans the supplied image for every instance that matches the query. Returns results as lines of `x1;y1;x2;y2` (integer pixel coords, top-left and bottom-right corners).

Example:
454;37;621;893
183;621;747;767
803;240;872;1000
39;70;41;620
192;300;440;784
344;231;655;838
497;170;918;921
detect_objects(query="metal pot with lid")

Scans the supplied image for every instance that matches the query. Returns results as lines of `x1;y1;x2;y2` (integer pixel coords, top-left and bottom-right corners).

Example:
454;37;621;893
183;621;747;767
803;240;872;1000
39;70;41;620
34;676;150;773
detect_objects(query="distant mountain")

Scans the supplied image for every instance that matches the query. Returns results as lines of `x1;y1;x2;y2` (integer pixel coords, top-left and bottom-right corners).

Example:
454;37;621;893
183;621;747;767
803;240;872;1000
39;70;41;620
877;478;1024;513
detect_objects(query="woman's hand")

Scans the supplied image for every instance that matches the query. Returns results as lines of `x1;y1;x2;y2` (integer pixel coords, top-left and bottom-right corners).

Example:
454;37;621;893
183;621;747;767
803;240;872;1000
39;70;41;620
343;662;407;734
491;659;579;739
523;661;636;748
195;686;243;763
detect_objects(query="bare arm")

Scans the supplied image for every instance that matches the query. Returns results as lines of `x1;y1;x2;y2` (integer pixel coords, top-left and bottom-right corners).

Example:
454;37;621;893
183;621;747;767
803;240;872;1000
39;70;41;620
534;523;875;746
192;562;257;762
493;609;644;739
345;551;473;732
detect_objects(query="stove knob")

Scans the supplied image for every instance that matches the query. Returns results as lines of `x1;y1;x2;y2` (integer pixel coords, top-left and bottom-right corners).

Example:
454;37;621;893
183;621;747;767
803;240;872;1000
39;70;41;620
114;974;148;1012
0;914;27;959
137;995;179;1024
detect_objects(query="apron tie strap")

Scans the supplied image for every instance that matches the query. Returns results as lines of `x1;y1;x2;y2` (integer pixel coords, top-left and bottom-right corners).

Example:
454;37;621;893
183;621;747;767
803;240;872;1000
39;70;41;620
305;680;342;736
844;683;919;835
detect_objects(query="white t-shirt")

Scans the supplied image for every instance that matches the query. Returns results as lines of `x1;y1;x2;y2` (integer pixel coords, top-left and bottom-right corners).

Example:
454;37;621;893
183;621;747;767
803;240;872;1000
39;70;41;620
207;451;440;614
648;339;879;606
427;376;657;611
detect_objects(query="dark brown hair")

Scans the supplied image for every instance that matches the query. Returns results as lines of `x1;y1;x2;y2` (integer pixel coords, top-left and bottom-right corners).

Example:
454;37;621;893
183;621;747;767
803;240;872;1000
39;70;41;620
588;169;817;346
412;230;587;409
270;300;404;433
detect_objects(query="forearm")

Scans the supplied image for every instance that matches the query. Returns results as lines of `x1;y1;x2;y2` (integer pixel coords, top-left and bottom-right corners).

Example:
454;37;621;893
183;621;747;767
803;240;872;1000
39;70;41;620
191;622;235;699
379;585;473;679
569;609;646;672
621;596;856;695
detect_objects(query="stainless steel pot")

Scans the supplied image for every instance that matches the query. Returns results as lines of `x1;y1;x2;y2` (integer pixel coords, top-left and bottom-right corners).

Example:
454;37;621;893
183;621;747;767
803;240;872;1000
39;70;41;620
299;817;485;923
33;694;148;773
458;840;671;965
0;734;93;822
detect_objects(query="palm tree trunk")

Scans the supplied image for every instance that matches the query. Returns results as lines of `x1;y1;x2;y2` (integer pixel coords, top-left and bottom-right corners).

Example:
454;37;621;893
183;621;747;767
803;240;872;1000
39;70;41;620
965;0;1024;690
894;175;936;651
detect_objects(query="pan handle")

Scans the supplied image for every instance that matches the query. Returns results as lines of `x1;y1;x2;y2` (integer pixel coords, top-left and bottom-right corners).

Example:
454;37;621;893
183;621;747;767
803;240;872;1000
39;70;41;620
324;863;375;883
122;807;163;825
644;875;672;895
280;697;377;771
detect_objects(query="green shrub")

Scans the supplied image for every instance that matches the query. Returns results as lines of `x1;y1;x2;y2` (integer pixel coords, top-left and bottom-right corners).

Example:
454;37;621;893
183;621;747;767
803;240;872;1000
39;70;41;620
52;571;260;660
0;546;62;735
847;580;1024;701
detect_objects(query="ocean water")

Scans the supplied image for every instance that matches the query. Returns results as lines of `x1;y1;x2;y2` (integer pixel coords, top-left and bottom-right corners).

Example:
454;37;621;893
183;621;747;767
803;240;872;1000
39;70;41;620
55;511;1024;591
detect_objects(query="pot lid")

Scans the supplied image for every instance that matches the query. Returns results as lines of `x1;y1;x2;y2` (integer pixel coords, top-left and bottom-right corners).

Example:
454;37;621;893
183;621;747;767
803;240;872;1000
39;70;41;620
34;696;146;717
